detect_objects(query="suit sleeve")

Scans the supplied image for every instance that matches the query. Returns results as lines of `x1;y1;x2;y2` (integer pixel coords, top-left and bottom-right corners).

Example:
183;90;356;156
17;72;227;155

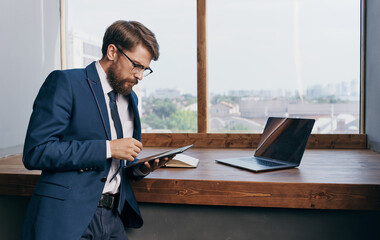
23;70;107;172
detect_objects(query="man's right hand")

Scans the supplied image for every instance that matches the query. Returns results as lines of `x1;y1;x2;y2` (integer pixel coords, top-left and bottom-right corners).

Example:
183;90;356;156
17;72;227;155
109;138;143;161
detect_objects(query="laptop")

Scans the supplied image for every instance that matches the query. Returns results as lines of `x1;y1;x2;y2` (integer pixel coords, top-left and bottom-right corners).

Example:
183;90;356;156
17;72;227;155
215;117;315;172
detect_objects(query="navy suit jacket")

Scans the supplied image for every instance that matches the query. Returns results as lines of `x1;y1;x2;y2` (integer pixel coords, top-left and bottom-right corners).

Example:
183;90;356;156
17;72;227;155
21;62;143;240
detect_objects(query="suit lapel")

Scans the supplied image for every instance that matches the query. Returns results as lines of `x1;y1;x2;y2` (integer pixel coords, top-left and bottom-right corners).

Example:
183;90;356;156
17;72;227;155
85;62;111;140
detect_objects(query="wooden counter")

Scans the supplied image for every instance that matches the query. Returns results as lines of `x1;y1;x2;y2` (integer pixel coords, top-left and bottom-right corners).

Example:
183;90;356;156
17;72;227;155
1;148;379;211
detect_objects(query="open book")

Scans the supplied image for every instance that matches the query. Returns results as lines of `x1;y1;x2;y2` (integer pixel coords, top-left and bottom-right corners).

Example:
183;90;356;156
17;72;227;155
164;153;199;168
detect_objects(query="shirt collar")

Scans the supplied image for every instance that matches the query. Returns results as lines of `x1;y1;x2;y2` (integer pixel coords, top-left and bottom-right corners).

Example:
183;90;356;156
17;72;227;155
95;60;113;96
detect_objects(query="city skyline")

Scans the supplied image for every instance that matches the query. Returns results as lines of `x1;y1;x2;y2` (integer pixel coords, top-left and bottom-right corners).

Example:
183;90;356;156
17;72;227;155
140;77;360;101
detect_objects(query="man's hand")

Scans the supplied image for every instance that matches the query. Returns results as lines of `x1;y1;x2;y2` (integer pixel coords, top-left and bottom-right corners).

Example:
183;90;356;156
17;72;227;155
139;155;176;175
110;138;143;161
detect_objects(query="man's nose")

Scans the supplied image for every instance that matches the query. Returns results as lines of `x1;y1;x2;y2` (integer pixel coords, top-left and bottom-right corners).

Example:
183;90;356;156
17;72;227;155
135;71;143;81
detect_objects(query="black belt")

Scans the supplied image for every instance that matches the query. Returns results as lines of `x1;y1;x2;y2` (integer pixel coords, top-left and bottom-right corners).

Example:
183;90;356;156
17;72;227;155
98;193;119;209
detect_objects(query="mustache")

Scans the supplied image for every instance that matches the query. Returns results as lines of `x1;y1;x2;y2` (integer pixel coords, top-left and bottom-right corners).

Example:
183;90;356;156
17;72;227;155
121;79;138;86
132;79;139;85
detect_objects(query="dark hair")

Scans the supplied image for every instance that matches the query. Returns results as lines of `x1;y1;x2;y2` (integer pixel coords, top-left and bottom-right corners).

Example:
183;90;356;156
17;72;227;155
101;20;159;60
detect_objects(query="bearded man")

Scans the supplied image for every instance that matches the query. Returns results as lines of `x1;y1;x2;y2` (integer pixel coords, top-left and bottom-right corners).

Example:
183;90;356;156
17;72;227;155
21;20;169;240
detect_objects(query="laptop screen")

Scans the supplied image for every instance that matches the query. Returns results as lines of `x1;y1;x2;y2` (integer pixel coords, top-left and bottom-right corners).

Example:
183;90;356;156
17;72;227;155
254;117;315;164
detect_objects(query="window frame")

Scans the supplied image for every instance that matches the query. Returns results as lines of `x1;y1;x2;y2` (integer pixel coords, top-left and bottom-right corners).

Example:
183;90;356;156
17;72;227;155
60;0;367;149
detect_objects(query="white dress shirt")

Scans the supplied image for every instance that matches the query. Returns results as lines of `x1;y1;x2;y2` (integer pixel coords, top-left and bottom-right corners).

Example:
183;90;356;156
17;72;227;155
95;61;135;194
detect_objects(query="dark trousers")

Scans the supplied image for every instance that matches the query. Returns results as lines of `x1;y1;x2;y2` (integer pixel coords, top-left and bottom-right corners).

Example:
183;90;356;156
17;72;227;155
80;207;128;240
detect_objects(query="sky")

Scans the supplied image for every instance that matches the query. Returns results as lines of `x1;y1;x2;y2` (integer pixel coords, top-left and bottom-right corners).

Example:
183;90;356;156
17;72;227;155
68;0;360;96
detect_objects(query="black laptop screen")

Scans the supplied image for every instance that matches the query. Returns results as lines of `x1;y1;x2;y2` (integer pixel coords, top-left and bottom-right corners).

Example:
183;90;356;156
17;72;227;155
255;118;315;164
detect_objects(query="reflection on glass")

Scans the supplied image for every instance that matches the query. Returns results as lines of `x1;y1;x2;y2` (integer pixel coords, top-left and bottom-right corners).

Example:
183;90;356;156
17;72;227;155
255;117;315;164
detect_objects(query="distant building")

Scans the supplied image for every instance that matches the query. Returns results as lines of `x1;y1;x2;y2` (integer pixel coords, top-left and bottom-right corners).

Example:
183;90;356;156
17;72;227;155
210;101;240;117
66;29;102;68
239;99;288;118
228;89;295;99
288;102;359;116
228;90;256;97
306;79;360;100
152;88;182;99
184;103;197;112
313;114;358;134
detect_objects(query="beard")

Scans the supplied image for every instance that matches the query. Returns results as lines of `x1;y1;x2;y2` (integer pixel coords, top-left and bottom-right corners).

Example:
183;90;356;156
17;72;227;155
107;61;138;96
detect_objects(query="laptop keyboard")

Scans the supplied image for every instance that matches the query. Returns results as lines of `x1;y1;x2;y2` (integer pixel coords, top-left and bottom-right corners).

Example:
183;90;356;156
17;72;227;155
239;157;284;167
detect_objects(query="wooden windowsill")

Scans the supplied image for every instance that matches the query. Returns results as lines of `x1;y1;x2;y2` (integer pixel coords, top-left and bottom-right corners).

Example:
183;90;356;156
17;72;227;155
0;146;379;211
141;133;367;149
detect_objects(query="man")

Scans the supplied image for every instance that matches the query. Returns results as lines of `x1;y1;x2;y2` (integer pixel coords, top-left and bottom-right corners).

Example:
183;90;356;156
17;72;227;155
21;20;169;239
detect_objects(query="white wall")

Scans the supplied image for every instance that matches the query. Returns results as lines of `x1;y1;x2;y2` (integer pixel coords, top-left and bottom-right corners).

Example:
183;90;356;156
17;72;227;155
0;0;61;157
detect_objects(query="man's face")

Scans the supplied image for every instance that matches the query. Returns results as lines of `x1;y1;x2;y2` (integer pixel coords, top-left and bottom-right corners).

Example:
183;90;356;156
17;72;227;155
107;44;153;95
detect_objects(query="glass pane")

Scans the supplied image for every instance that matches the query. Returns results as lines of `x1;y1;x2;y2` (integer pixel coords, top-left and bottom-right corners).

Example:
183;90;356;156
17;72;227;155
208;0;360;133
66;0;197;133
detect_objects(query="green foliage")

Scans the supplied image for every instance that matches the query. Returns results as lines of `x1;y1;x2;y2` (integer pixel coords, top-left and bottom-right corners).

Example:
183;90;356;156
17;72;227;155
152;99;177;119
167;110;197;132
142;97;196;132
182;94;197;106
143;113;168;129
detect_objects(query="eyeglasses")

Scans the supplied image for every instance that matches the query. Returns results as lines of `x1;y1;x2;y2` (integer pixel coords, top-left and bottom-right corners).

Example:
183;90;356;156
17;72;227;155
115;45;153;77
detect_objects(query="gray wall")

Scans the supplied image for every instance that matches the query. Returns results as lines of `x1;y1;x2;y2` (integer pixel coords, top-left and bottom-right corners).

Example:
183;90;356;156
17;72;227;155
0;0;61;157
127;203;379;240
1;196;378;240
366;0;380;152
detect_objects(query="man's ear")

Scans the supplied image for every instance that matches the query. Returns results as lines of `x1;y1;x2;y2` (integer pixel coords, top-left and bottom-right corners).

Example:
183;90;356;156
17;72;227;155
106;44;117;61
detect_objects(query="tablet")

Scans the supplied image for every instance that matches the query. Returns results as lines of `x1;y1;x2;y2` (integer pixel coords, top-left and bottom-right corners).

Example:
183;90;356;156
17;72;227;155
126;144;194;168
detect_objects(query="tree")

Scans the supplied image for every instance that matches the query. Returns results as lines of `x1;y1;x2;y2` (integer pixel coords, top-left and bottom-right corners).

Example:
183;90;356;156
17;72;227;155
168;110;197;132
142;97;197;132
152;99;177;119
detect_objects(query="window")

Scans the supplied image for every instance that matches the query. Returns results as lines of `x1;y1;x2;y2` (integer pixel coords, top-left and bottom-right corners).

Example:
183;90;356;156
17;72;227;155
208;0;360;134
65;0;362;136
66;0;197;133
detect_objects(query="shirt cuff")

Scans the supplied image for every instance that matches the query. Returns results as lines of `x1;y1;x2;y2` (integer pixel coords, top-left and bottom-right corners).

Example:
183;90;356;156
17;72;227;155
106;140;112;159
133;166;149;177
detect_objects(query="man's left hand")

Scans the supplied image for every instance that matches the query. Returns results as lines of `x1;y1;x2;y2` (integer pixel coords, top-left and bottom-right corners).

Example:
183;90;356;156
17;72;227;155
139;155;175;175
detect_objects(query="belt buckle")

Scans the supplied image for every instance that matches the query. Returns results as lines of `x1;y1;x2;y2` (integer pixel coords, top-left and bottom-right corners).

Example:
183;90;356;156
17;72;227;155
99;194;114;209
